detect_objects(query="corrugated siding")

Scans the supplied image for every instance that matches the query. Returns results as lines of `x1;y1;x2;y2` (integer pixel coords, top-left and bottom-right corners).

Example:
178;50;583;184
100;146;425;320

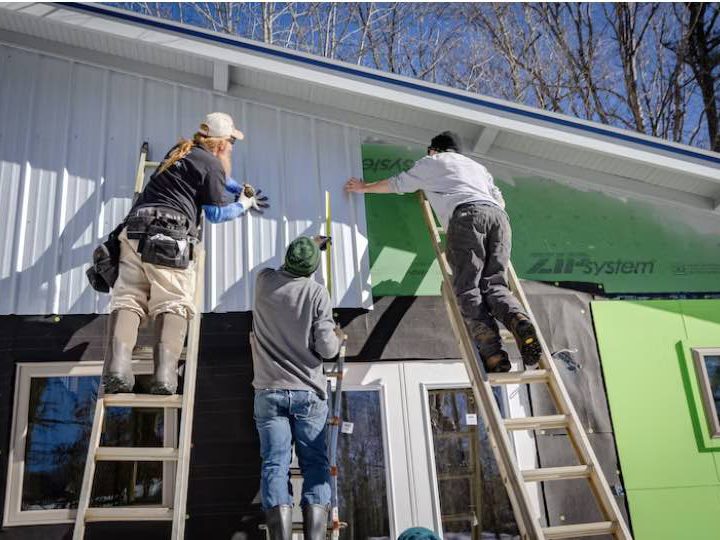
0;43;371;315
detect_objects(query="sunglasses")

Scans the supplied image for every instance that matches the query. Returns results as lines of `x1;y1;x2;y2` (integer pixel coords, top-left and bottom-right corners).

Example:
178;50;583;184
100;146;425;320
227;136;237;146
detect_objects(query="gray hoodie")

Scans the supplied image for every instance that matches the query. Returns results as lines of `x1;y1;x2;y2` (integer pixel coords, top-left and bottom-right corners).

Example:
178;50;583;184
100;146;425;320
251;268;340;399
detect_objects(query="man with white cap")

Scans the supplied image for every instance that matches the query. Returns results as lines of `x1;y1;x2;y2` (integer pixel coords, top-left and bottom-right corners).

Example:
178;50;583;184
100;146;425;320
102;112;269;395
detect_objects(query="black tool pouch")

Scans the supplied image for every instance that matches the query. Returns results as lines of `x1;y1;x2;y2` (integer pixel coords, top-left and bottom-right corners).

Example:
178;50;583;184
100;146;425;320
139;228;192;269
86;222;124;293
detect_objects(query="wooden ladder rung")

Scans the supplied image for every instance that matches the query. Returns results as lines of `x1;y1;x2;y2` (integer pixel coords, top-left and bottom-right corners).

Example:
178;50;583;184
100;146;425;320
543;521;616;539
488;369;549;385
145;161;161;168
103;394;183;408
95;447;179;462
133;346;187;362
259;523;348;532
504;415;568;431
85;507;174;522
522;465;592;482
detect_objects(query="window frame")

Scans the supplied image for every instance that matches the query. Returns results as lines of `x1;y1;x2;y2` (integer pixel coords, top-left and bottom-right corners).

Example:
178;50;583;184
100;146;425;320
325;361;400;538
691;347;720;439
3;360;176;527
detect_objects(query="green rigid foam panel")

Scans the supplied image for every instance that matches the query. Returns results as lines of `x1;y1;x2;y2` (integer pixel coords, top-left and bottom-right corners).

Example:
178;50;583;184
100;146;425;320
592;301;720;490
627;486;720;540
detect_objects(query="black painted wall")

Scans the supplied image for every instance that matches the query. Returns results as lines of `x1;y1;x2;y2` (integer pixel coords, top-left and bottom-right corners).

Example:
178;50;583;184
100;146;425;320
0;297;459;540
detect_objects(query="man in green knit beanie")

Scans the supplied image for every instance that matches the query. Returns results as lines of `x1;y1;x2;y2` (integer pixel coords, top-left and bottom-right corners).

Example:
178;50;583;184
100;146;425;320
397;527;440;540
252;235;339;540
283;235;322;277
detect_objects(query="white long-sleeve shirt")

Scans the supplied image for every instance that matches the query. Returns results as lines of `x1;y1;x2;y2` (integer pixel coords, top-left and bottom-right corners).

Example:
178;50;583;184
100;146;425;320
388;152;505;229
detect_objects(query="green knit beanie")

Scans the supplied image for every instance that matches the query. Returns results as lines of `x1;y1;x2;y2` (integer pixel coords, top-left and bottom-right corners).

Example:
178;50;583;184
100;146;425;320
397;527;440;540
284;236;321;277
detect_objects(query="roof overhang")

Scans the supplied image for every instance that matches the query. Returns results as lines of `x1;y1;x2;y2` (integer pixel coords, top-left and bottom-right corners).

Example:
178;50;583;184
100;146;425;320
2;2;720;213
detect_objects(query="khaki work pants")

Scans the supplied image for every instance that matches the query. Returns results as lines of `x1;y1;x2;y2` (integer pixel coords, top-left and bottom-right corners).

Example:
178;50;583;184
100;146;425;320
110;229;196;320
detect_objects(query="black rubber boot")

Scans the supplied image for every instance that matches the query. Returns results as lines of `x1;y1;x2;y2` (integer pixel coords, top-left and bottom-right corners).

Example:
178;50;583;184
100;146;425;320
509;314;542;367
102;309;140;393
302;504;328;540
150;312;187;395
469;321;509;373
265;505;293;540
485;350;511;373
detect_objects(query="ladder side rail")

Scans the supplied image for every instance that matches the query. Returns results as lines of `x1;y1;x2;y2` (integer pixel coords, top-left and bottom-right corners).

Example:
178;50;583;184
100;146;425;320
72;394;106;539
417;192;543;539
327;338;346;540
170;246;205;539
133;142;149;199
73;141;152;539
506;265;632;540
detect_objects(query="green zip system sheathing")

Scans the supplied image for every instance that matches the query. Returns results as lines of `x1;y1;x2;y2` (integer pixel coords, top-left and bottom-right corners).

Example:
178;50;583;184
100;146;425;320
362;144;720;296
592;299;720;540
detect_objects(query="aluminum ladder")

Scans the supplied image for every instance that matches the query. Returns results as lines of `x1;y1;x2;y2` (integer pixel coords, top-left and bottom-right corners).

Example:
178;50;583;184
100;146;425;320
418;192;633;540
73;143;203;539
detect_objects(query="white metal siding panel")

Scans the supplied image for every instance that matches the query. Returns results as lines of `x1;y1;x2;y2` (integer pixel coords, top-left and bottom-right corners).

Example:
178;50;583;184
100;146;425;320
0;46;32;314
15;53;71;315
0;43;371;315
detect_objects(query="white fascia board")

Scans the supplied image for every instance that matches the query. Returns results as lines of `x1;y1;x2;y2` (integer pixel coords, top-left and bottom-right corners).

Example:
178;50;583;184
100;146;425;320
486;147;716;213
26;3;720;183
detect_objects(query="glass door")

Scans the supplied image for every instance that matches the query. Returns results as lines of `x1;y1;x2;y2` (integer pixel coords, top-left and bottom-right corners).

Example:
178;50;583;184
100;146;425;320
403;361;540;539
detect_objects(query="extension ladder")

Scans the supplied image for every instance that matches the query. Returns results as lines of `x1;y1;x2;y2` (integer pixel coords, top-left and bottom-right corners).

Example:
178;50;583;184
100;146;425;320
73;143;203;539
418;192;632;540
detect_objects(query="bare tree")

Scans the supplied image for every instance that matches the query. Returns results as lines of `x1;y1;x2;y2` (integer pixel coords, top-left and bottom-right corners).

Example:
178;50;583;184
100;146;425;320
111;2;719;151
671;3;720;151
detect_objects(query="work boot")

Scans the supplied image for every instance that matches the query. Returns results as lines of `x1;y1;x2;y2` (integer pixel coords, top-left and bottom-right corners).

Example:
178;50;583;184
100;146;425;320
509;314;542;367
265;505;293;540
102;309;141;393
485;350;511;373
469;321;509;373
302;504;329;540
150;312;187;395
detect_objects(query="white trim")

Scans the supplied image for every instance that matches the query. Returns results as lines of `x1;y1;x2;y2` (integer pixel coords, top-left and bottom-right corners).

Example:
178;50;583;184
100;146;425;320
691;348;720;438
2;359;176;527
212;61;228;93
325;361;400;539
472;126;499;156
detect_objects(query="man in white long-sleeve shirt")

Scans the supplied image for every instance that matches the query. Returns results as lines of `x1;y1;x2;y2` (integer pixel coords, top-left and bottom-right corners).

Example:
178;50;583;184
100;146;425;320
345;131;541;372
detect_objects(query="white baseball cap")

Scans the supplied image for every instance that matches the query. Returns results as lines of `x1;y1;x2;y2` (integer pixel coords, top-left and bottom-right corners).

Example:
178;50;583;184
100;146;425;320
199;112;244;140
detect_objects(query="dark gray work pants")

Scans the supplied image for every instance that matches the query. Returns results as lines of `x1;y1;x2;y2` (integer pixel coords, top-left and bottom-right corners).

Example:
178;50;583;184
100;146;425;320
446;203;528;355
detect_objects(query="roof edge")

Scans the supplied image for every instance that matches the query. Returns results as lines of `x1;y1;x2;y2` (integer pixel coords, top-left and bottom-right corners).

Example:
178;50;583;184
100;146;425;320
36;2;720;167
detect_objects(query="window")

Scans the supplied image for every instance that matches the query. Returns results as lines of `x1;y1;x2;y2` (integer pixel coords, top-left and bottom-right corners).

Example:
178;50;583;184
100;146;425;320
335;389;391;540
692;348;720;438
427;388;519;540
3;361;177;526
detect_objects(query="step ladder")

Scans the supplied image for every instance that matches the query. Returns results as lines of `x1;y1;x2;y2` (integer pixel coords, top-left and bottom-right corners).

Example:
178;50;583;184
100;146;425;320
73;143;204;539
417;193;632;540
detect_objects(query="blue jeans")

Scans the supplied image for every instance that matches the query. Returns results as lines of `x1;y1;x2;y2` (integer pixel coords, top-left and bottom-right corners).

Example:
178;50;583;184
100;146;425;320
254;389;331;510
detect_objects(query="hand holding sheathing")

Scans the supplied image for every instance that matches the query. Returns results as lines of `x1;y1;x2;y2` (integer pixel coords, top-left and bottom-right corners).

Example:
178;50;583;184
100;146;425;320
344;177;365;193
239;183;270;214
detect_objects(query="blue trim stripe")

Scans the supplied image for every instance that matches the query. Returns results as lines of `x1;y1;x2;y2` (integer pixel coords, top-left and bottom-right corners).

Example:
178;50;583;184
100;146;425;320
65;2;720;166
